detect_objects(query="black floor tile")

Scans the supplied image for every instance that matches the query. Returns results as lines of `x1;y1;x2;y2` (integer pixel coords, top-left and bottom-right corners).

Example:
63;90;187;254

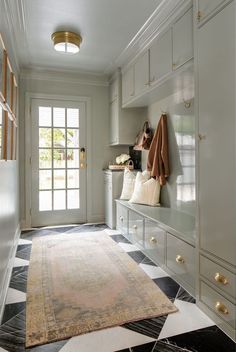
110;234;132;244
123;315;167;339
128;251;147;264
140;257;157;266
153;277;180;300
153;340;189;351
0;310;25;352
2;302;26;325
175;287;195;304
131;341;156;351
159;325;236;352
16;245;32;261
26;339;68;352
10;267;28;293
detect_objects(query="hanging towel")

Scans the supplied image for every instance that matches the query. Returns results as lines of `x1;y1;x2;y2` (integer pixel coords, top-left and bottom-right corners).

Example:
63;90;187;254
147;114;170;186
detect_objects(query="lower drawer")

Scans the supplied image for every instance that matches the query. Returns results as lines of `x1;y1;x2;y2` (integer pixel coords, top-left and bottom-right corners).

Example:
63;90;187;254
200;255;236;300
166;233;195;288
144;219;165;265
200;281;236;329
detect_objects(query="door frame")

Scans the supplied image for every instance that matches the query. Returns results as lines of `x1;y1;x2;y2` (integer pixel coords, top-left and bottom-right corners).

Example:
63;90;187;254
24;92;92;228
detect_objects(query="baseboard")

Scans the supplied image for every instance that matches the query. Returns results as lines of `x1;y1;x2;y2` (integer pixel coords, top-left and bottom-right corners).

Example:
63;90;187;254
0;224;21;323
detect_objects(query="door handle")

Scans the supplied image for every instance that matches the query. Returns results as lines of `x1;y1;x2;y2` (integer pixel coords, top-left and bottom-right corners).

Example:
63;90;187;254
80;147;86;168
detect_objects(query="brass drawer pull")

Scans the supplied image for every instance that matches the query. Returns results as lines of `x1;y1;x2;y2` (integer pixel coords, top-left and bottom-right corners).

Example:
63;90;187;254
150;237;157;244
133;224;138;230
176;255;185;264
215;301;229;315
119;216;124;222
215;273;228;285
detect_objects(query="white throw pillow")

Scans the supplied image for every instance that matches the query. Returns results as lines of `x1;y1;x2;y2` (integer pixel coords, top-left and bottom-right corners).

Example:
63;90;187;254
129;172;160;206
120;168;136;200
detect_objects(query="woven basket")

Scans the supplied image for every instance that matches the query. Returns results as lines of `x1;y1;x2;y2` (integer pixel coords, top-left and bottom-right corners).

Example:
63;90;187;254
108;160;134;170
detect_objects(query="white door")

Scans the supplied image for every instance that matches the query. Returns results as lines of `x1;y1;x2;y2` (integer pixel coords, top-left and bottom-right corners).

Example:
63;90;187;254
31;98;87;226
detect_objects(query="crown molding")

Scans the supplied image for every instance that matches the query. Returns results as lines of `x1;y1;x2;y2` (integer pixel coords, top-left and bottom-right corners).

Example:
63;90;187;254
105;0;192;74
20;68;109;87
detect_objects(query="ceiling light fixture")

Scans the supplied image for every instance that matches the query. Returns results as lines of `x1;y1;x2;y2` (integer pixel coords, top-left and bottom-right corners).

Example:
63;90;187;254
51;31;82;54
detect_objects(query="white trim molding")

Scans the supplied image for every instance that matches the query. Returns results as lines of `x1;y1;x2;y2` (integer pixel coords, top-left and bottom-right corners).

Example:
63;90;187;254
21;68;109;87
0;224;21;324
24;92;92;228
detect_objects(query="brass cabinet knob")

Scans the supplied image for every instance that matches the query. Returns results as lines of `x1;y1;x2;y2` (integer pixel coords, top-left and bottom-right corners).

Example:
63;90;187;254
120;216;124;222
198;133;206;141
150;236;157;244
176;255;185;264
215;301;229;315
215;273;228;285
133;224;138;230
172;63;177;69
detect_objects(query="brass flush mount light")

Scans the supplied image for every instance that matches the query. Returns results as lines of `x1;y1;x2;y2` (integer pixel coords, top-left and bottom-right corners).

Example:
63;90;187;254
51;31;82;54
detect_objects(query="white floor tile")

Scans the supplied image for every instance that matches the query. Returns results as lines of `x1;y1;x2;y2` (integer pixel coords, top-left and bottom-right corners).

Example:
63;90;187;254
59;326;155;352
13;257;29;267
18;238;32;245
118;242;138;252
139;264;170;279
158;299;214;340
6;288;26;304
104;229;121;236
0;347;9;352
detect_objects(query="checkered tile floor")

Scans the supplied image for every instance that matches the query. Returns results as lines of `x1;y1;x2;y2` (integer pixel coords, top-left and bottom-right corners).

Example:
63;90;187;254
0;224;235;352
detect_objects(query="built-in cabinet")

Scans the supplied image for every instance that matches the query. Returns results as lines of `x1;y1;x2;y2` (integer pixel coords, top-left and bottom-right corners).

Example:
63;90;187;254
109;71;145;145
196;0;236;341
196;0;230;24
121;5;193;108
104;170;124;229
116;200;196;296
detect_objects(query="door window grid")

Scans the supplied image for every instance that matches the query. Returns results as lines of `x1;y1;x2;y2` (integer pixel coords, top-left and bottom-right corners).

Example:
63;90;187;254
38;107;80;211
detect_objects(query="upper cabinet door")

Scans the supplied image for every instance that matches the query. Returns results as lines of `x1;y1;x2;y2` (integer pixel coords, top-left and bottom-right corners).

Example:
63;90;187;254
149;28;172;84
197;0;227;23
122;65;134;104
173;8;193;70
134;51;149;96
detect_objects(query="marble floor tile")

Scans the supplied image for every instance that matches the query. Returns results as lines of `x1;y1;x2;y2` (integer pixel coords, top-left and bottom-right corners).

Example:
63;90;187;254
18;239;32;245
153;277;180;300
139;264;169;279
104;229;122;236
15;245;32;261
123;315;168;340
27;339;68;352
127;251;147;264
13;258;29;268
158;299;214;340
9;267;28;293
175;287;195;304
110;234;132;244
118;242;138;252
2;303;25;325
59;327;155;352
0;347;9;352
140;256;156;266
159;326;236;352
5;288;26;305
130;341;156;351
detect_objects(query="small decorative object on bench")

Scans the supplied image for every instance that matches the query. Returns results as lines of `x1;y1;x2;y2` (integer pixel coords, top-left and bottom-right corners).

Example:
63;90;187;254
109;154;134;170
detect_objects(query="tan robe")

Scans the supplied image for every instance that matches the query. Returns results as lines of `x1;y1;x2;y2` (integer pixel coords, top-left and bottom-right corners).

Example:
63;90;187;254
147;114;170;185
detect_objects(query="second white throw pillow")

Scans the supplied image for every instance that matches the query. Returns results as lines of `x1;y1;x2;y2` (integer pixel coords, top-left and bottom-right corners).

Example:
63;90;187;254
129;172;160;206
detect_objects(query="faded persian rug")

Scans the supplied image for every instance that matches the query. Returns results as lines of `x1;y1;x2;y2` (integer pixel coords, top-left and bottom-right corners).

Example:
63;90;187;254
26;231;177;347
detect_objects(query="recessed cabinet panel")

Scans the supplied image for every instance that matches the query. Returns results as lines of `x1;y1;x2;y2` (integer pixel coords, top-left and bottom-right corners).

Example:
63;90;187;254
117;203;128;235
198;2;236;265
128;210;144;247
149;29;172;83
144;219;165;265
134;51;149;96
173;8;193;69
197;0;227;23
110;98;119;145
122;66;134;104
0;36;5;103
166;233;195;288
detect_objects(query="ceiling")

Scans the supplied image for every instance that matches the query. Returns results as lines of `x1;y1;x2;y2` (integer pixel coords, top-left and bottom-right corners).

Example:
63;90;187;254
11;0;162;75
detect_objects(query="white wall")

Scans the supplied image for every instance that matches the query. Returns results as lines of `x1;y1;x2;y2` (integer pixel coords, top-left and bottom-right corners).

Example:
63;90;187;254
19;72;128;226
0;7;20;320
142;91;195;216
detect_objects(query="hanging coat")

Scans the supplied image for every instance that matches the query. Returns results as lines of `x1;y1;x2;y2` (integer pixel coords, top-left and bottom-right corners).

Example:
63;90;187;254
147;114;170;186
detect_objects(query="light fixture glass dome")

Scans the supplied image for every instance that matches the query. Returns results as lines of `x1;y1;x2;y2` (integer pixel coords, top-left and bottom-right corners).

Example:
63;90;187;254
51;31;82;54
